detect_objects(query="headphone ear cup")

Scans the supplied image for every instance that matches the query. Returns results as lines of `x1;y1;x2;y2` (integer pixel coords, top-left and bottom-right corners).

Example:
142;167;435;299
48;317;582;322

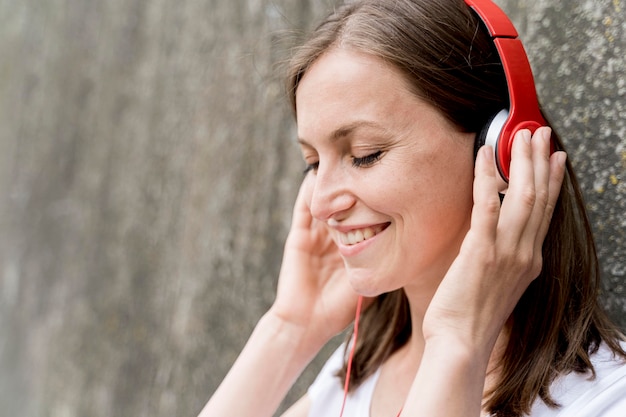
474;109;510;180
474;112;500;161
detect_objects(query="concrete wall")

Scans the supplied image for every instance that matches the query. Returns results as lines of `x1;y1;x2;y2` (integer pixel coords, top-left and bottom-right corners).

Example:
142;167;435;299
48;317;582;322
0;0;623;416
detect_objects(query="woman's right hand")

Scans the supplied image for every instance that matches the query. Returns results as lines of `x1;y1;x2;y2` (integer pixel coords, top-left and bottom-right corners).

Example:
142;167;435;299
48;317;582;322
269;178;363;351
200;179;358;417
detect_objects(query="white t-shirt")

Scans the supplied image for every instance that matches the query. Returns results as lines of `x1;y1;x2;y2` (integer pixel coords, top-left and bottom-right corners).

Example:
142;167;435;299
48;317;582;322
308;342;626;417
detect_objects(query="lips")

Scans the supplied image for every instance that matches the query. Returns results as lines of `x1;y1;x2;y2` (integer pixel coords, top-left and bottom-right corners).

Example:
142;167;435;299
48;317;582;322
338;223;389;246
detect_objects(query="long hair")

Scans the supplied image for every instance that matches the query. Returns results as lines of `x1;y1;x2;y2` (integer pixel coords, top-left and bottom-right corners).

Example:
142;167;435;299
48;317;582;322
285;1;626;415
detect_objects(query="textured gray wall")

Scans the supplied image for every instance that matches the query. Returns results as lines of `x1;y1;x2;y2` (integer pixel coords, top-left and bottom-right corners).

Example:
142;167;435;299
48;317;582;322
0;1;623;416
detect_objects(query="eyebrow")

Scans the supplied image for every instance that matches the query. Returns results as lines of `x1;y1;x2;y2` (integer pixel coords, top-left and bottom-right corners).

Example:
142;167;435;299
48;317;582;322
297;120;390;146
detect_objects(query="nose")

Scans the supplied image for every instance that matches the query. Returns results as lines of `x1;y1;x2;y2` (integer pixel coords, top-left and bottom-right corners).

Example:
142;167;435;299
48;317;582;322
307;164;356;222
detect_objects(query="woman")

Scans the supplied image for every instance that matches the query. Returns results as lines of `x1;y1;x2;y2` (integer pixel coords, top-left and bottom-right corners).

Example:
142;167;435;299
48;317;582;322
200;1;626;416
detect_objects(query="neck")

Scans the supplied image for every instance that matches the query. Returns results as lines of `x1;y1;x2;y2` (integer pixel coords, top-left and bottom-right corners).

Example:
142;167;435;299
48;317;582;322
402;286;512;403
370;288;510;417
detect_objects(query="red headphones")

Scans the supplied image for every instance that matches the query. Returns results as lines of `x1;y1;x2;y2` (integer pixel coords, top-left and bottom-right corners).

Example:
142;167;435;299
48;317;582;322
465;0;554;181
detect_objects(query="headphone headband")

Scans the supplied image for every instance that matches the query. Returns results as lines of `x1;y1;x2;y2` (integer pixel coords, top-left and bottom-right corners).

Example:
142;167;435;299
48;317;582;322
465;0;549;180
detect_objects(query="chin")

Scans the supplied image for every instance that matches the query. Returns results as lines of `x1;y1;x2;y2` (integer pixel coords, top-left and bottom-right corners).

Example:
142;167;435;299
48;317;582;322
346;267;397;297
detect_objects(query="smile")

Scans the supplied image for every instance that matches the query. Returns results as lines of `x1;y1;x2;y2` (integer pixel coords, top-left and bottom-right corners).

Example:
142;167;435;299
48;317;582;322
338;223;389;246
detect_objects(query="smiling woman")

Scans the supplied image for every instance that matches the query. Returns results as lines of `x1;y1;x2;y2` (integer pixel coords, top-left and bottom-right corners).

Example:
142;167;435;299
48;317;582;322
296;49;475;298
198;1;626;417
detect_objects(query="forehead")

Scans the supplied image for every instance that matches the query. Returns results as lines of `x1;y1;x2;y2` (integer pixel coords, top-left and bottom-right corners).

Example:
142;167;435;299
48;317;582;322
296;48;414;110
295;48;423;140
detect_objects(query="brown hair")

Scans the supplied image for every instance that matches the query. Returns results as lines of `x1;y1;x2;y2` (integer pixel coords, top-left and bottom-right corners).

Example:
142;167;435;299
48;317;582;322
285;1;626;415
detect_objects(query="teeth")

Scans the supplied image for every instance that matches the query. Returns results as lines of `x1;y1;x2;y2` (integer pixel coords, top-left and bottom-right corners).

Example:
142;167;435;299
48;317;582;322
340;225;384;246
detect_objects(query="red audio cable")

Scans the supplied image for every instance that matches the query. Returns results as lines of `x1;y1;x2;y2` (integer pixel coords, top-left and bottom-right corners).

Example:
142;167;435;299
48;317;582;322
339;296;402;417
338;295;363;417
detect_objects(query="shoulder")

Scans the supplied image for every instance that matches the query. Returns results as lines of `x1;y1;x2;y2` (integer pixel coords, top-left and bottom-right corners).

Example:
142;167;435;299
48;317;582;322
309;344;346;395
530;342;626;417
307;344;346;416
307;343;380;417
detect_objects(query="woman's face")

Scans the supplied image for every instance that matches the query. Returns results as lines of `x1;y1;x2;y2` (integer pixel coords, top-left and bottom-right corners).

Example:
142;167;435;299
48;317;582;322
296;48;475;297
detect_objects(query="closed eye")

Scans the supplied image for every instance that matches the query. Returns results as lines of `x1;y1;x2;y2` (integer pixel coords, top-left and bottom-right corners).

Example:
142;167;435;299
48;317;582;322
303;161;319;175
352;151;383;168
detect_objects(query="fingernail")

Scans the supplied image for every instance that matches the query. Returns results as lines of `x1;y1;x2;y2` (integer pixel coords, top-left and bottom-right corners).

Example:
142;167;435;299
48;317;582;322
520;129;531;143
541;127;552;143
481;145;494;162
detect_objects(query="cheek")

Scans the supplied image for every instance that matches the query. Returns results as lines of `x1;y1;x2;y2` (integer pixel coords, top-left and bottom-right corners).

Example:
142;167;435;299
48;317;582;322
427;142;475;202
388;157;473;226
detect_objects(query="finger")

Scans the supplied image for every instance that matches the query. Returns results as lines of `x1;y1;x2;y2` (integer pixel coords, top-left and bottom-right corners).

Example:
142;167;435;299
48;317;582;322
535;150;567;246
498;129;535;243
469;145;501;242
291;178;315;230
522;127;553;241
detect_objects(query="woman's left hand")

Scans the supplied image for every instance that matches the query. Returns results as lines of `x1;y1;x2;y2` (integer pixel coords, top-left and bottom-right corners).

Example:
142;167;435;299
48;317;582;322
402;127;566;417
424;126;567;357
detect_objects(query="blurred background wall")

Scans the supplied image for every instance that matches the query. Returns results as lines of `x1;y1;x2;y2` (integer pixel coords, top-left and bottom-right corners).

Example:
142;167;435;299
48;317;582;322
0;0;624;416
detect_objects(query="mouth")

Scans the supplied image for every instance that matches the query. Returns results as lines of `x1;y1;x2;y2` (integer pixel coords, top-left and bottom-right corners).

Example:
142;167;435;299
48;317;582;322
338;223;390;246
